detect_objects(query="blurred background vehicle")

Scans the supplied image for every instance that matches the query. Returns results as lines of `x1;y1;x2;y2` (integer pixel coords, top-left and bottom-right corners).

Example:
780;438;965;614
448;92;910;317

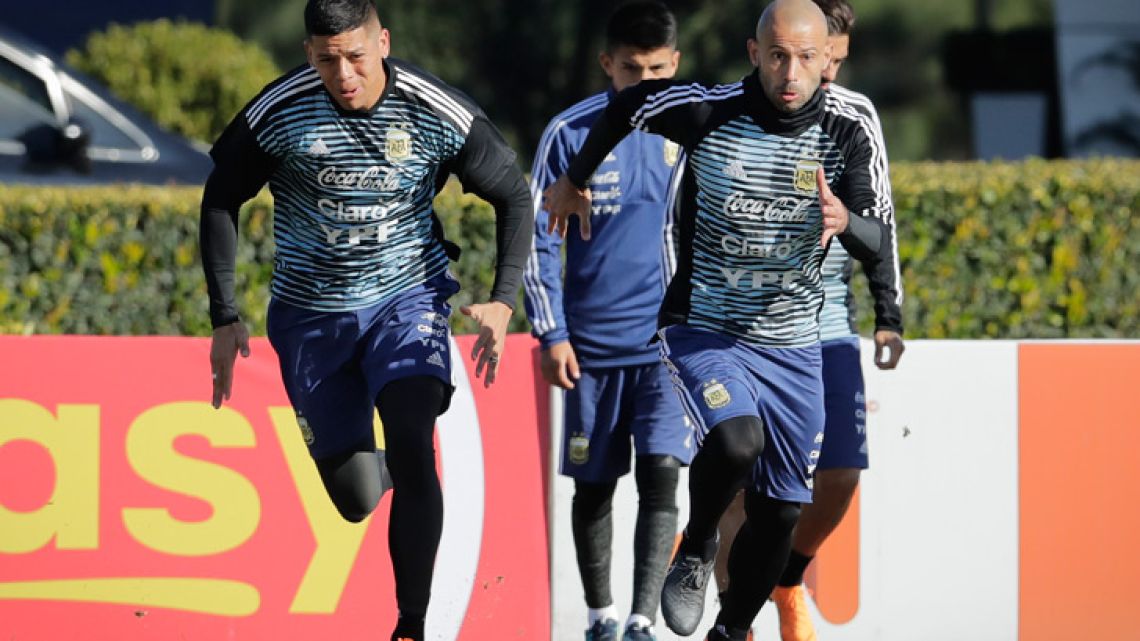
0;25;210;186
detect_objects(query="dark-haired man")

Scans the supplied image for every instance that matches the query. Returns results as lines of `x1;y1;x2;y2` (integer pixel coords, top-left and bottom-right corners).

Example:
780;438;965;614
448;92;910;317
525;3;690;640
199;1;532;640
543;0;894;639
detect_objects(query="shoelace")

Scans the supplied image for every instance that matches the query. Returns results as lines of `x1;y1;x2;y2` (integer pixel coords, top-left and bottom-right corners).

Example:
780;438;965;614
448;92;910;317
676;556;711;590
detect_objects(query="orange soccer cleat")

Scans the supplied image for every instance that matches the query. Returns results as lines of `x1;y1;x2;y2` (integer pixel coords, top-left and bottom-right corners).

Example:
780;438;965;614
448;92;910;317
771;585;817;641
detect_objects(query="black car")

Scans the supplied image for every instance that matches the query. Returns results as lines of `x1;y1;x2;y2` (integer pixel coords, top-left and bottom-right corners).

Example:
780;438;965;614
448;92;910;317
0;25;211;185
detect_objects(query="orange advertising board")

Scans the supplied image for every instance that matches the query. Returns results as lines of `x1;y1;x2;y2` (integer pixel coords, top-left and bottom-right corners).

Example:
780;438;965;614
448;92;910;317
0;335;550;640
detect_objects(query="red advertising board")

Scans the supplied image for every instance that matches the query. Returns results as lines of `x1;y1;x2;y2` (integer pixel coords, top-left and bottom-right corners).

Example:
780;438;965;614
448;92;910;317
0;334;550;640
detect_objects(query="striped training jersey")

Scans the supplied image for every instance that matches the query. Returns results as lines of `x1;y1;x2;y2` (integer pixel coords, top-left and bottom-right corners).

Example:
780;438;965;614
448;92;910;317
817;84;902;341
207;58;523;313
566;72;892;348
524;90;685;367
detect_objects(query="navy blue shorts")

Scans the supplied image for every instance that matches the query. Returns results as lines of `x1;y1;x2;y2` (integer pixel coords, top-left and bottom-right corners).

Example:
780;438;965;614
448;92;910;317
818;337;869;470
267;273;459;459
658;325;824;503
561;360;692;483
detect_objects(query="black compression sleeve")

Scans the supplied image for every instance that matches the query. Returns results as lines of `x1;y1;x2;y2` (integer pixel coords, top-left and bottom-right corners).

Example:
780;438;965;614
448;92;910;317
483;168;533;307
199;114;277;328
451;116;534;307
836;211;884;262
200;173;241;328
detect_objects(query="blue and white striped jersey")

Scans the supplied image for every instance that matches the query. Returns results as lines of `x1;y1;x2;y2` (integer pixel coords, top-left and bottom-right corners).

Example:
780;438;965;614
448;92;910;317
524;90;684;367
817;84;902;341
566;72;896;347
205;58;527;318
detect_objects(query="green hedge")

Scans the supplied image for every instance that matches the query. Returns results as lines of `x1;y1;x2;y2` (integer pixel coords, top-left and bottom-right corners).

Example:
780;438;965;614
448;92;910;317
871;158;1140;338
65;20;280;144
1;159;1137;338
0;183;518;336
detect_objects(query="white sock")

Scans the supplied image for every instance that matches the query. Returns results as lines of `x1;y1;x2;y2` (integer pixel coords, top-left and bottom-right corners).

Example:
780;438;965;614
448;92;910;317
625;613;653;631
588;605;619;626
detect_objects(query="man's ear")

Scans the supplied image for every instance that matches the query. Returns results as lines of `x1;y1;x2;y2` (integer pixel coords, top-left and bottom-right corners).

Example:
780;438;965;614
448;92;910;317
378;27;391;58
598;51;615;79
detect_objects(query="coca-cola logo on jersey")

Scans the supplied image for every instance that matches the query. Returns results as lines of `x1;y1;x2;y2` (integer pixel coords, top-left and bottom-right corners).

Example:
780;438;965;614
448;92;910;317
722;193;813;223
316;166;401;192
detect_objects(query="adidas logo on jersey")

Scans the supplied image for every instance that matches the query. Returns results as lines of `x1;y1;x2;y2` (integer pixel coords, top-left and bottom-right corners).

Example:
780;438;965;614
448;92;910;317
307;138;330;156
427;352;446;368
723;159;747;180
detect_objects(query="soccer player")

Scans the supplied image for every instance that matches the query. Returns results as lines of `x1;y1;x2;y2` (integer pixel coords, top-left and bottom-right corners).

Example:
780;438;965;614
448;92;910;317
199;2;532;640
524;3;691;641
542;1;893;639
711;2;904;640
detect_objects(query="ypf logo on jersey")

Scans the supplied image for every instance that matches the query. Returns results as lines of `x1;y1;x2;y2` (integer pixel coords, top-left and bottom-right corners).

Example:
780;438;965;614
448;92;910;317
794;159;821;193
385;126;412;163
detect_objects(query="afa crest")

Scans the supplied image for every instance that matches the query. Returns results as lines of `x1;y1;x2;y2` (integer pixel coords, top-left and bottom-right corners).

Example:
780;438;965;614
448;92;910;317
568;433;590;464
386;126;412;162
296;415;315;445
702;380;731;410
794;159;821;193
663;140;681;167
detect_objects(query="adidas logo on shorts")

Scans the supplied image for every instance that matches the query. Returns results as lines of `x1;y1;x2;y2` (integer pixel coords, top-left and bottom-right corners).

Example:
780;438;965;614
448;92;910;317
426;352;446;368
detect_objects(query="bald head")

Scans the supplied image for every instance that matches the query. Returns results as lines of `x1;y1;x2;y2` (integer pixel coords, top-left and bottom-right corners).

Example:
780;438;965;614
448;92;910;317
747;0;832;112
756;0;829;45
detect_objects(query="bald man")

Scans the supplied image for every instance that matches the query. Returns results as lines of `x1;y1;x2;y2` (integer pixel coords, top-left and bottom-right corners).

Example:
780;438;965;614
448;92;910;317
542;0;892;639
705;2;903;640
200;1;532;640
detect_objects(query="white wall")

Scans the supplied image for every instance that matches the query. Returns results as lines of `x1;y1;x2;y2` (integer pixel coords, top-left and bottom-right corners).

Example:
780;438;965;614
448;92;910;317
549;341;1021;641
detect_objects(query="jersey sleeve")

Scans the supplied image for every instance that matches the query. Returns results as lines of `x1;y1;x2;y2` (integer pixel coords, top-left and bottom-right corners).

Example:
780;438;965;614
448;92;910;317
523;120;572;346
450;112;534;307
833;103;903;334
565;79;708;188
199;112;279;328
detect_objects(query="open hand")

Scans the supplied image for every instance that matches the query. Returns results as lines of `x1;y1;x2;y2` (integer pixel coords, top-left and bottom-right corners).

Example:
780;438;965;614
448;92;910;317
542;175;594;240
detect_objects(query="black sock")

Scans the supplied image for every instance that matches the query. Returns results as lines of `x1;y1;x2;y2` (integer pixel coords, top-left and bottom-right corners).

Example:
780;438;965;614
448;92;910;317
572;479;617;608
391;615;424;641
684;416;765;547
718;494;801;630
377;377;447;622
631;455;679;618
778;549;814;587
712;623;751;641
678;527;720;562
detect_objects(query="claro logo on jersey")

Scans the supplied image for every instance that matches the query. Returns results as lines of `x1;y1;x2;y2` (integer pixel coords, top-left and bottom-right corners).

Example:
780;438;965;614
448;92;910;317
317;199;397;245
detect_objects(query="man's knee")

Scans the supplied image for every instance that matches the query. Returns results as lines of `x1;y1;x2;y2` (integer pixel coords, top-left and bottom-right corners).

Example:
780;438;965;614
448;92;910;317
316;449;383;523
743;492;801;536
814;467;861;497
572;479;618;521
634;454;680;508
704;415;765;470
